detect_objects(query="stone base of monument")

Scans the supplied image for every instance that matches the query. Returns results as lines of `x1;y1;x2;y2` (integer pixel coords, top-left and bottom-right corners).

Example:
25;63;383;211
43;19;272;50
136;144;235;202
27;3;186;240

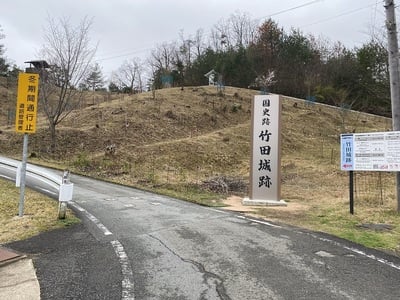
242;198;287;206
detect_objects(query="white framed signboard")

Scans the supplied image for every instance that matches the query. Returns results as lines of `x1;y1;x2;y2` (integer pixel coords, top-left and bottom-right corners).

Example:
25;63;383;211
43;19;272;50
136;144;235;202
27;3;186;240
340;131;400;171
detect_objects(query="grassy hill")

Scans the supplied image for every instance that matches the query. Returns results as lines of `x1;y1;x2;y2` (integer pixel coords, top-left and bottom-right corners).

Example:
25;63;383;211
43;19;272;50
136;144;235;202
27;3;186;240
1;85;399;254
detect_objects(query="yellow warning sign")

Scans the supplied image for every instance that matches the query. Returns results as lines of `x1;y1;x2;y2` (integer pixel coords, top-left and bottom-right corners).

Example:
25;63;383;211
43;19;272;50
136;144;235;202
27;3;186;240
15;73;39;133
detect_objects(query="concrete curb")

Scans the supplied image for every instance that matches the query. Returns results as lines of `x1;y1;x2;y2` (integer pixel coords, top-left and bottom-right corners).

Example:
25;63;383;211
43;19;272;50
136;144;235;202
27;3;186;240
0;257;40;300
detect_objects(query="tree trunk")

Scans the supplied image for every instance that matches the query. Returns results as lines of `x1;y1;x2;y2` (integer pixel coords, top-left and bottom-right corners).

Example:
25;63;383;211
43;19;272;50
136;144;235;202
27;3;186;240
49;122;57;153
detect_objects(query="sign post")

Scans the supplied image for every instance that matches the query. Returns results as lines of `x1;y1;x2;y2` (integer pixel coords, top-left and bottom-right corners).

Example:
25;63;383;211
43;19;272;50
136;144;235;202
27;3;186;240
340;131;400;214
15;72;39;217
340;133;355;214
349;170;354;215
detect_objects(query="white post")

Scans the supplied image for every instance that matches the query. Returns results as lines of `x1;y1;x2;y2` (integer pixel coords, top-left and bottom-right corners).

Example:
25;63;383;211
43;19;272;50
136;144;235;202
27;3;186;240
18;133;29;217
385;0;400;211
58;170;73;219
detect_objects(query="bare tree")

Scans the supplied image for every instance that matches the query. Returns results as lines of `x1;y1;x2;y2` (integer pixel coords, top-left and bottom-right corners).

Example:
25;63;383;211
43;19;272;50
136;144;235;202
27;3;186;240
136;62;144;93
229;11;257;48
148;42;177;89
210;18;231;51
113;57;143;93
210;12;257;51
39;15;96;152
193;28;206;58
0;24;9;76
178;30;194;67
149;42;176;72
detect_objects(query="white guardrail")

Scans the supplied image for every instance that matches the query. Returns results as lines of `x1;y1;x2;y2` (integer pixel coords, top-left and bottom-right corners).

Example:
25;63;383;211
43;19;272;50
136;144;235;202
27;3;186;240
0;156;73;202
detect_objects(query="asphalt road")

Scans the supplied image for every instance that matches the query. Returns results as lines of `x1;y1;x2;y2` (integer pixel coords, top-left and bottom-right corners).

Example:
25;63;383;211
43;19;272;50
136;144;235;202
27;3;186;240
9;223;121;299
5;169;400;299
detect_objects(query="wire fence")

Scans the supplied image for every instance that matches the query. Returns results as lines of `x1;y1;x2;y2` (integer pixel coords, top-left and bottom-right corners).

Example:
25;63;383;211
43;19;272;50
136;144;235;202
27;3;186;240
354;171;396;206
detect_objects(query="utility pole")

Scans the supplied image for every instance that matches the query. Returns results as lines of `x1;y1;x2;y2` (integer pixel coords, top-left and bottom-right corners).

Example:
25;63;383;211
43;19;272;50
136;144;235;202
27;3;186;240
385;0;400;212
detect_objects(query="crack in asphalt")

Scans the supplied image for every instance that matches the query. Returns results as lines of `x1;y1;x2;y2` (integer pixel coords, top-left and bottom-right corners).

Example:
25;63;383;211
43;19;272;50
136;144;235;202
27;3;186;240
148;234;231;300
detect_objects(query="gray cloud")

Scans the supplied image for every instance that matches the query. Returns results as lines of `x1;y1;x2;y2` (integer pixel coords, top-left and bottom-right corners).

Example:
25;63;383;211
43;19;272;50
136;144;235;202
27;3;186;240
1;0;384;79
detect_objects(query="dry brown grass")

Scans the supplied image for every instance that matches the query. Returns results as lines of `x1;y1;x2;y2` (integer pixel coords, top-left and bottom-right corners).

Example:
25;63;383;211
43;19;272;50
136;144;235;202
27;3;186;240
0;180;79;243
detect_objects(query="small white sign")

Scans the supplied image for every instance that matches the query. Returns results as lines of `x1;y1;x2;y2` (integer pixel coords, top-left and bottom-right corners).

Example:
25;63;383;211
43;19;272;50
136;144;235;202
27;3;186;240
59;183;74;202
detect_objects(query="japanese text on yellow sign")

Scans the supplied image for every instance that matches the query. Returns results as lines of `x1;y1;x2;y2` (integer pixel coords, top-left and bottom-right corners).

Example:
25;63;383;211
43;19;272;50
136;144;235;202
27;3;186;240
15;73;39;133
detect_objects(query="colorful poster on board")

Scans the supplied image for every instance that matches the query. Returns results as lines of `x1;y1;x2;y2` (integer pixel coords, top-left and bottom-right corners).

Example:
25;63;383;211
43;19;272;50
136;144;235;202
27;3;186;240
340;131;400;171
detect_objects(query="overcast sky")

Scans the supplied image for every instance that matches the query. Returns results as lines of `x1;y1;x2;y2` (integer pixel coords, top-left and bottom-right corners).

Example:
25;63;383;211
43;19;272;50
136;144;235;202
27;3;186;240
1;0;387;80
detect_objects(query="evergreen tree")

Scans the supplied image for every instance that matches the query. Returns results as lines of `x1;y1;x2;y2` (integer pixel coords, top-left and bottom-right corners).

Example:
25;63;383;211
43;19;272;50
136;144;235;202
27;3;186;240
355;41;390;115
108;81;120;93
84;62;104;91
276;29;318;98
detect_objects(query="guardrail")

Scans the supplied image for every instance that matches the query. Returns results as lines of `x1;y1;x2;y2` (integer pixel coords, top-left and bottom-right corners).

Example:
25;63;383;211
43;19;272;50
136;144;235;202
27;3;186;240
0;156;62;191
0;156;74;218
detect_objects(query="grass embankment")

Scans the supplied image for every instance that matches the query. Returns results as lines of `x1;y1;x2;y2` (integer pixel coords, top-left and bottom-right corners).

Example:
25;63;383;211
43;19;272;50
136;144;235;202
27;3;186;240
0;180;79;243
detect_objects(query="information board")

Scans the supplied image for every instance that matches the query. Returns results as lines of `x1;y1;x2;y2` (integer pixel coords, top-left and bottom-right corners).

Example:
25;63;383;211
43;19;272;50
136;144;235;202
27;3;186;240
340;131;400;171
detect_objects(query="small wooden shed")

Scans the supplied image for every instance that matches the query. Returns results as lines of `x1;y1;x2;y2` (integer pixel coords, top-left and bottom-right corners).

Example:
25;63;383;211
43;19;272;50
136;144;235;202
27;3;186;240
204;69;218;85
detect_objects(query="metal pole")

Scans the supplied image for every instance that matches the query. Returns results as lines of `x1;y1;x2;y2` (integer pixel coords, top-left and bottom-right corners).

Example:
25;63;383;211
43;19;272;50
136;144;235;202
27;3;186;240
384;0;400;212
349;171;354;215
18;133;29;217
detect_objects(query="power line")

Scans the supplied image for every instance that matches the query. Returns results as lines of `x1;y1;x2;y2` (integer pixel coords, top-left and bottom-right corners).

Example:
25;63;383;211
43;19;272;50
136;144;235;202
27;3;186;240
95;0;325;65
256;0;323;21
95;46;151;62
300;1;381;29
373;0;379;35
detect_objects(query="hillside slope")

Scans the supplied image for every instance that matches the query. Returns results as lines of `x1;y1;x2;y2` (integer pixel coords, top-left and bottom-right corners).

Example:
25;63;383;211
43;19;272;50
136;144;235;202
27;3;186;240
0;85;393;197
1;85;399;253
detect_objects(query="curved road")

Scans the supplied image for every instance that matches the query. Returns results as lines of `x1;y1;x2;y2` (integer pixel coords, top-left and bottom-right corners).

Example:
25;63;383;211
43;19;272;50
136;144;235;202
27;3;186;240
71;174;400;299
2;162;400;299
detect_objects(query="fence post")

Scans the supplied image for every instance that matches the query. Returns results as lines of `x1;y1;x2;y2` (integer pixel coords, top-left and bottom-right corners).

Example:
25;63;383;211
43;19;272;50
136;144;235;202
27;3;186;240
349;171;354;215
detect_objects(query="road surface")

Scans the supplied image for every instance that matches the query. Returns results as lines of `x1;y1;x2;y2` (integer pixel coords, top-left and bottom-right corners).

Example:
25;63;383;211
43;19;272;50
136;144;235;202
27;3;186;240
69;174;400;299
2;162;400;299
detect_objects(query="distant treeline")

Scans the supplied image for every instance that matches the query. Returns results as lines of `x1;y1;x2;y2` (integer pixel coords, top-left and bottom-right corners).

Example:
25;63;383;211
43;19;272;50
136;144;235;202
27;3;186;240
144;15;390;117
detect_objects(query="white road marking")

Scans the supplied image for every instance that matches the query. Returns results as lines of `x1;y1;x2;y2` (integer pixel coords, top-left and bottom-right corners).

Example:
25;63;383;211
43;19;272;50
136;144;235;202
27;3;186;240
315;250;335;258
69;202;135;299
0;158;135;299
237;214;400;271
239;214;400;271
204;207;231;214
236;215;282;228
69;202;112;236
111;240;135;300
309;233;400;271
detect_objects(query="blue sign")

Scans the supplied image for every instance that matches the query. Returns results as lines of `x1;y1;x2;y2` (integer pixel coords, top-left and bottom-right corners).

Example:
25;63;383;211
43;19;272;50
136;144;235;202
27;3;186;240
340;134;354;171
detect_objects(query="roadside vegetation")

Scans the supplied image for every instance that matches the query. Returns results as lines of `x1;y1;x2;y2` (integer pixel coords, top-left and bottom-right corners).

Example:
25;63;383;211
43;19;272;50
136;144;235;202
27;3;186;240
0;180;79;243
